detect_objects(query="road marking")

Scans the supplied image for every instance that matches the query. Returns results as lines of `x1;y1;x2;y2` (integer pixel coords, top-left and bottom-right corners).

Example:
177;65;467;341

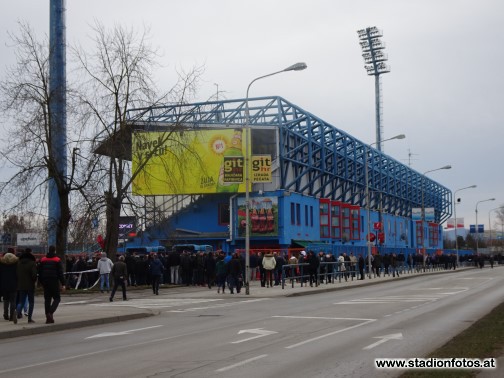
93;298;223;309
231;328;278;344
284;318;376;349
62;300;92;305
166;298;269;313
335;293;455;305
0;324;239;374
86;325;163;339
216;354;268;373
273;315;374;321
363;333;403;350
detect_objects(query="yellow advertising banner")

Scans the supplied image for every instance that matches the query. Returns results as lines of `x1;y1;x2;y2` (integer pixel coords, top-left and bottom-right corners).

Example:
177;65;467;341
132;129;250;195
251;155;272;183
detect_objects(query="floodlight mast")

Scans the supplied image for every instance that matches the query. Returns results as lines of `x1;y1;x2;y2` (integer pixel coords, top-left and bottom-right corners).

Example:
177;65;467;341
357;27;390;152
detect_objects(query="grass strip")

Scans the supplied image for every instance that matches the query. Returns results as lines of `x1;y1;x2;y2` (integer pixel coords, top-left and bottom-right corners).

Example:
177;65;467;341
400;301;504;377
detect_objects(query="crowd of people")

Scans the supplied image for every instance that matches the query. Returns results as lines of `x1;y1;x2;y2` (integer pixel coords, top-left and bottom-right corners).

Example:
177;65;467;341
2;246;501;326
0;246;65;325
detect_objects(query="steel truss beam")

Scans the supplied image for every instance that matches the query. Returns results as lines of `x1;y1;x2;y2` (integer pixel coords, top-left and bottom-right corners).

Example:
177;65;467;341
124;96;452;223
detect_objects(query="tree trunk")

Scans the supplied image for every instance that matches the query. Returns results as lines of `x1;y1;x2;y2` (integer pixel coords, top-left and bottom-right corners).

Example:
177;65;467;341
104;191;121;260
56;191;71;269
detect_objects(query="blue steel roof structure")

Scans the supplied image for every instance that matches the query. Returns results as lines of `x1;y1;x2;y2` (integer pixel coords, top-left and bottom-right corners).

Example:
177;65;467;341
126;96;452;223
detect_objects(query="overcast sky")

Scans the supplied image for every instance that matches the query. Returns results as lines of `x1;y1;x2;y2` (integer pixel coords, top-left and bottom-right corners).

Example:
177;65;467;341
1;0;503;229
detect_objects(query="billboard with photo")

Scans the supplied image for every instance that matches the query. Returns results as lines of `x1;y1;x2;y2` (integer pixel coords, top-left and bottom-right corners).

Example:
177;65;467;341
132;129;251;195
237;196;278;237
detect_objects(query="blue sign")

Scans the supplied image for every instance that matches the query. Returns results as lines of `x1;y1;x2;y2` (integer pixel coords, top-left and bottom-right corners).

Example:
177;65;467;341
470;224;484;233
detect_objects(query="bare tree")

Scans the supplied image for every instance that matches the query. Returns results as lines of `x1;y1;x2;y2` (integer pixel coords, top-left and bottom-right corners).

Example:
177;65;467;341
74;22;203;258
0;22;98;260
495;205;504;231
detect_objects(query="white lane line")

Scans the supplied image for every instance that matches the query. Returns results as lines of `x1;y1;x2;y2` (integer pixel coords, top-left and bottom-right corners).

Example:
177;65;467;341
167;298;269;313
216;354;268;373
363;333;403;350
273;316;374;321
335;301;393;304
285;318;376;349
85;325;163;339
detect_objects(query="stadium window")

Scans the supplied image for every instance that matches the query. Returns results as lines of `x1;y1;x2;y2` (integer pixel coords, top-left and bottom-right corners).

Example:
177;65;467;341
320;199;330;238
291;203;295;225
296;203;301;225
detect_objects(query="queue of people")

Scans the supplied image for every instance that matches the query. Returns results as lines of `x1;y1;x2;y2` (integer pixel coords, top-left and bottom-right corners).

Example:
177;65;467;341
0;245;65;325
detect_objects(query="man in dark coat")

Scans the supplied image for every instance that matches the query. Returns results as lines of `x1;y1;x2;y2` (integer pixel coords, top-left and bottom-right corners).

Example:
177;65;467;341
0;251;19;323
358;254;365;280
149;254;164;295
16;248;37;323
110;255;128;301
38;245;66;324
168;250;181;284
204;252;216;289
307;251;320;287
227;253;242;294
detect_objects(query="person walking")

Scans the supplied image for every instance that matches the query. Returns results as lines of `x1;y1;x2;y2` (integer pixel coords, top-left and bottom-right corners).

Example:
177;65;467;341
16;248;37;323
96;252;114;293
38;245;66;324
149;254;164;295
110;255;128;301
1;251;19;323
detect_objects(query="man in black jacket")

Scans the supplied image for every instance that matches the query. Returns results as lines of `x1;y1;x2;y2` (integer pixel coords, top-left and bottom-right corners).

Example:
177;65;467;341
16;248;37;323
1;250;18;323
110;255;128;302
38;245;66;324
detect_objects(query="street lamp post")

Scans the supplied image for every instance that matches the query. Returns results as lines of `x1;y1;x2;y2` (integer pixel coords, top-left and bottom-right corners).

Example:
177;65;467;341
475;198;495;256
365;134;405;278
420;165;451;255
244;62;307;295
453;185;477;265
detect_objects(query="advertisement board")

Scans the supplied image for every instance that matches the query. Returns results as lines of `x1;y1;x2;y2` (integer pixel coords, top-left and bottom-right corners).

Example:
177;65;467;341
411;208;422;221
17;233;41;246
424;207;435;221
132;129;251;195
251;155;272;183
118;216;136;239
237;196;278;237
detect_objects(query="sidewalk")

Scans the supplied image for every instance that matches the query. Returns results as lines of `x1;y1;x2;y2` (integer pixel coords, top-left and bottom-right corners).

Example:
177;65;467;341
0;267;472;340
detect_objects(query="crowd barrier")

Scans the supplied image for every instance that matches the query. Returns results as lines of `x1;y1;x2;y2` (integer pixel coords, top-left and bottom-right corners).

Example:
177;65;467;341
64;269;99;290
280;261;475;290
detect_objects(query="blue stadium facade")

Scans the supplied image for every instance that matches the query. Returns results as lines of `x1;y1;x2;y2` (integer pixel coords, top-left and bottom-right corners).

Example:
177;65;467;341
124;96;452;256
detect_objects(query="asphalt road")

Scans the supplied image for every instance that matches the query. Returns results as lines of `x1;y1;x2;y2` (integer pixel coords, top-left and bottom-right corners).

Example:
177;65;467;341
0;267;502;378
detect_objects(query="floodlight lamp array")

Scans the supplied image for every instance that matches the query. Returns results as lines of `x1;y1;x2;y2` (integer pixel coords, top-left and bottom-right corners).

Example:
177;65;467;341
362;51;388;64
365;62;390;75
357;26;390;76
357;26;382;39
